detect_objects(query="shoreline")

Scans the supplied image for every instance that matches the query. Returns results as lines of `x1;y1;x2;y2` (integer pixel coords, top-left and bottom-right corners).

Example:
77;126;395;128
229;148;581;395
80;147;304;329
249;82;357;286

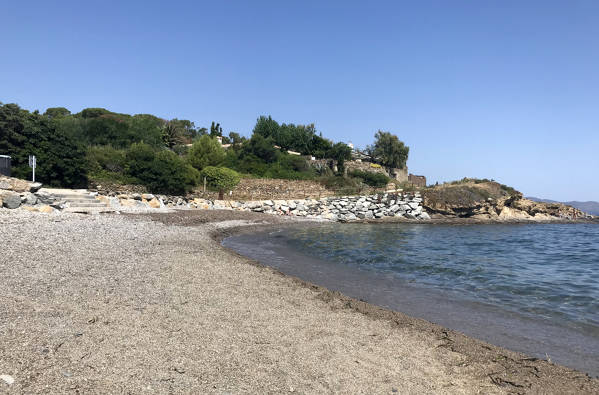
2;209;598;393
146;210;599;391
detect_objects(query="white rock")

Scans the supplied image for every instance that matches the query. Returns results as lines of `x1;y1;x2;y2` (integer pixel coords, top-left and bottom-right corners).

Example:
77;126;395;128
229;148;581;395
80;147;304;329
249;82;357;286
1;375;14;385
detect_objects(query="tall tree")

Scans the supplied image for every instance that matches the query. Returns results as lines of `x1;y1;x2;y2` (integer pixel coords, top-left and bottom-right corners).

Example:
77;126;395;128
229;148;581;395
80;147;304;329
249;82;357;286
367;131;409;169
210;122;223;137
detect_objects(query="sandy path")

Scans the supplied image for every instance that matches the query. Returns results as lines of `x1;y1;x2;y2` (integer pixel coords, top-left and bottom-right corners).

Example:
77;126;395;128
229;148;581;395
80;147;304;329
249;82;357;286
1;209;597;394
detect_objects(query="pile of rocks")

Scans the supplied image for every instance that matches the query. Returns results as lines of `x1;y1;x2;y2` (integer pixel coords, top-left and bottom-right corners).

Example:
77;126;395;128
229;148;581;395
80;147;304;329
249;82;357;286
96;191;428;221
230;192;429;221
0;176;58;211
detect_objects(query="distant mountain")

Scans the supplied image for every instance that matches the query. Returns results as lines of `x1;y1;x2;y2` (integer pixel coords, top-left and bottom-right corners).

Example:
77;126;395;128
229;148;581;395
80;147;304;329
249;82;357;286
527;197;599;216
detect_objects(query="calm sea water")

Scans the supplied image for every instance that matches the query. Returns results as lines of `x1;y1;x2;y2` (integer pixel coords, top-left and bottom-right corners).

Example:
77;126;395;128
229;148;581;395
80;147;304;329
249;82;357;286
224;223;599;376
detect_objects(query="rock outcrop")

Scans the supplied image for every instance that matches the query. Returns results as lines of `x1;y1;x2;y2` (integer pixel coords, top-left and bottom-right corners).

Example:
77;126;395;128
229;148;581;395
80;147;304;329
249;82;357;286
422;181;590;221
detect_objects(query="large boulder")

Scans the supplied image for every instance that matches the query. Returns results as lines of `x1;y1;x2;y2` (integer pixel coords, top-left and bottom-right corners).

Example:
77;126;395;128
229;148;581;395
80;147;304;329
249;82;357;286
1;192;22;209
0;176;38;193
29;182;43;193
22;192;38;205
35;191;55;204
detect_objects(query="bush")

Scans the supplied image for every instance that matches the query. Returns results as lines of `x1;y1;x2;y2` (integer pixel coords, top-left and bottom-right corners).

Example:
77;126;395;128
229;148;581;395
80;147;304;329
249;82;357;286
348;169;390;188
149;150;199;195
125;143;198;195
319;175;362;195
200;166;241;199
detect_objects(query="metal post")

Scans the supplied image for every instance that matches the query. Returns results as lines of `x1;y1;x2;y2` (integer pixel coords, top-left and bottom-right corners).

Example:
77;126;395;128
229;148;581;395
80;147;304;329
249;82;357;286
29;155;36;182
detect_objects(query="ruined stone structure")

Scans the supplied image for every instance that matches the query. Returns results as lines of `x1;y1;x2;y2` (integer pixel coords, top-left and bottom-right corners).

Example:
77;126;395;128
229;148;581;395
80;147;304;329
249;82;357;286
408;174;427;188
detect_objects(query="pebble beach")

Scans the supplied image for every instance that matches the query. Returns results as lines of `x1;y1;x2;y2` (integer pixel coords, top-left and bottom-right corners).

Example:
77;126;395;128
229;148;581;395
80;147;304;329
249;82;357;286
1;209;598;393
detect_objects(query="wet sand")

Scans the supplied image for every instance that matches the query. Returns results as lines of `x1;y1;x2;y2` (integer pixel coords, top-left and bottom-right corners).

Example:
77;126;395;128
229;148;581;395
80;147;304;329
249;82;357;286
1;209;598;393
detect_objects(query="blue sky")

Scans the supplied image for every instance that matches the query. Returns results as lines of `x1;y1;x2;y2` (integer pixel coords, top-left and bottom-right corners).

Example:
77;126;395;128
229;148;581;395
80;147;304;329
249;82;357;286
1;1;598;201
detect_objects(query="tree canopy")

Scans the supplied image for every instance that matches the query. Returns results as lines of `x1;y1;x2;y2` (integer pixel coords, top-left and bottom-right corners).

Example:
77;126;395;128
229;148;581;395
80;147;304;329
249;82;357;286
1;102;412;195
187;135;226;171
367;130;409;169
0;103;87;187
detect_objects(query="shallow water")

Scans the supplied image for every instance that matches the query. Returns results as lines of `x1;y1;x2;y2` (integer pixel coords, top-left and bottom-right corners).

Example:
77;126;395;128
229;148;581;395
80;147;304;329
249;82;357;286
223;223;599;377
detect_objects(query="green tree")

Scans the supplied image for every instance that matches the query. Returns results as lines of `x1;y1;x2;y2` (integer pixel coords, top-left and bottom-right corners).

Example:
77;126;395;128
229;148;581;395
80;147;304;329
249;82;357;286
128;114;164;148
241;133;278;163
169;118;197;143
210;122;223;137
252;116;280;140
187;135;226;171
228;132;245;148
0;103;88;187
44;107;71;119
79;108;112;118
329;142;352;175
368;131;409;169
200;166;240;199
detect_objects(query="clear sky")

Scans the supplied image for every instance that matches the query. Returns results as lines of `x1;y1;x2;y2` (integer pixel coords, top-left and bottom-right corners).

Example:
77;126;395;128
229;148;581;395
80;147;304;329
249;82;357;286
1;1;598;201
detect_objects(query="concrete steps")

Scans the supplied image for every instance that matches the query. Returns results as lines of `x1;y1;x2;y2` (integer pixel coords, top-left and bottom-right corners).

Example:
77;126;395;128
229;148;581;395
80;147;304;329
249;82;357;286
41;188;113;213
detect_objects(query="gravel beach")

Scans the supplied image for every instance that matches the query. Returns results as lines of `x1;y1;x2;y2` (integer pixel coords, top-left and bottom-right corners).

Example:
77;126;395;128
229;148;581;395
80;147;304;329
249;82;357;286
1;209;598;394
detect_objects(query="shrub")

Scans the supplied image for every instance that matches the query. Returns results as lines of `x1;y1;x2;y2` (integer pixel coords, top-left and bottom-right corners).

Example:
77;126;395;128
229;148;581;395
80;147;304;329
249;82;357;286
125;143;198;195
348;169;390;188
200;166;241;199
319;175;362;195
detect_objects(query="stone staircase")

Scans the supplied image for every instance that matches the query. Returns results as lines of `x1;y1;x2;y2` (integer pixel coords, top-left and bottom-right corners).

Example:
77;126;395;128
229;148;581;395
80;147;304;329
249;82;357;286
41;188;113;213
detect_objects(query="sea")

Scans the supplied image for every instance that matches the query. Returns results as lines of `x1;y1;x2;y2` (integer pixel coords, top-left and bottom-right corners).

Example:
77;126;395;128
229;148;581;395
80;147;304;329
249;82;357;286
223;223;599;377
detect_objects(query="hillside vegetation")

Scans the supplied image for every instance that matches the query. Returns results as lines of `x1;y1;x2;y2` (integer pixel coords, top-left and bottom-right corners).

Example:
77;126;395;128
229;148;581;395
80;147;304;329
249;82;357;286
0;102;408;195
